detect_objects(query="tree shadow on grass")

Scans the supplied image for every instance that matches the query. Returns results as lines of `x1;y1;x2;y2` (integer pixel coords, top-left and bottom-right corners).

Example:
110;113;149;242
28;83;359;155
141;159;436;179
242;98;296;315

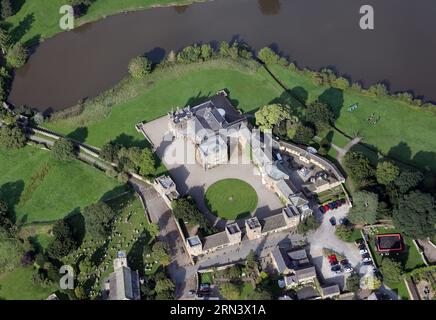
128;230;151;277
67;127;88;143
9;13;35;43
318;87;344;122
0;180;25;223
99;185;128;203
112;133;150;149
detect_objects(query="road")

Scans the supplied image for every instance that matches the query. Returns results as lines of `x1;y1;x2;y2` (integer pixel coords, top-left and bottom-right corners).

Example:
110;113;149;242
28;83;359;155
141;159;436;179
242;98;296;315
130;179;196;298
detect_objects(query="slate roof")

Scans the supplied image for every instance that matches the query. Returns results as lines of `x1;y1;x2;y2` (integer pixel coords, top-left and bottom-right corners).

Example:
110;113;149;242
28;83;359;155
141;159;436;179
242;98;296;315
270;247;289;274
261;213;287;233
202;231;230;251
321;284;340;297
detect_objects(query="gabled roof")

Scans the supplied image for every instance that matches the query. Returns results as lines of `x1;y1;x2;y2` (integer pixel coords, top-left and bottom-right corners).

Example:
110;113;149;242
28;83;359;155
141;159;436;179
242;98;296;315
270;247;289;274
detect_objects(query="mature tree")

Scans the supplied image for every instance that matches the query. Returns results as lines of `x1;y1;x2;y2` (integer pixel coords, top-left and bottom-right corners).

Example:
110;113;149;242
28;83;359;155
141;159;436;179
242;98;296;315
200;44;213;60
0;228;24;274
257;47;280;65
0;125;26;149
394;170;423;194
47;219;77;258
223;265;241;281
291;124;315;145
0;23;10;53
1;0;12;19
305;101;333;132
343;151;374;182
148;223;160;239
376;161;400;186
172;197;207;227
297;215;320;234
150;241;170;266
67;0;93;17
335;225;353;242
393;191;436;239
6;43;27;68
255;104;290;131
138;148;156;176
348;191;378;225
245;250;260;283
220;282;241;300
100;141;121;163
51;138;76;161
154;272;175;299
82;202;116;240
176;45;201;63
380;258;403;283
128;56;152;79
346;273;361;293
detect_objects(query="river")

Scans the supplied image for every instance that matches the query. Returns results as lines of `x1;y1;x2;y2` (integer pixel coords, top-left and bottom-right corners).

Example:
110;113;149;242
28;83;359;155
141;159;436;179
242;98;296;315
7;0;436;111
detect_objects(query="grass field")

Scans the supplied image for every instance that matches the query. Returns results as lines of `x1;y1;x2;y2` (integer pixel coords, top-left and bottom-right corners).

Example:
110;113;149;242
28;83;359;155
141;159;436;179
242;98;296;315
7;0;197;45
268;64;436;172
46;61;283;148
0;266;58;300
204;179;258;220
0;145;124;223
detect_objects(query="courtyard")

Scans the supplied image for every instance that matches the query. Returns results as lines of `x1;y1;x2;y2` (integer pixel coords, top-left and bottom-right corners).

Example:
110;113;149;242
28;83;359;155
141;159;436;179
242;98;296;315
140;116;283;227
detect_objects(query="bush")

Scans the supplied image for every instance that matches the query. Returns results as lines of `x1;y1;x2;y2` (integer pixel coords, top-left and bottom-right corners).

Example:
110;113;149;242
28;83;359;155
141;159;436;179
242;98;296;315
128;56;152;79
292;124;315;145
177;45;202;63
297;215;320;234
257;47;280;65
51;138;77;161
6;42;27;68
0;125;26;149
335;225;353;242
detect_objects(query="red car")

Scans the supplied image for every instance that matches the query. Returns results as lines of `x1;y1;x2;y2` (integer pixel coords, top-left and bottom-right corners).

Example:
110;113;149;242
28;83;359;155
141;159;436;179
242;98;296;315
323;204;330;213
328;254;338;265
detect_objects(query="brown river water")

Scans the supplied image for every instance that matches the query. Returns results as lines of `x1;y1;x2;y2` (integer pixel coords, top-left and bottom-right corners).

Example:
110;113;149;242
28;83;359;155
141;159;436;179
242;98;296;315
7;0;436;111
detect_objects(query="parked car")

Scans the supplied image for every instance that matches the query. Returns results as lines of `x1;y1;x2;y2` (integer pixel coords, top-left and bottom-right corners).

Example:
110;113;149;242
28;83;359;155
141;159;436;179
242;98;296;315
335;200;343;208
362;255;372;263
363;260;374;266
339;217;350;225
344;265;354;273
359;248;368;255
340;198;347;205
319;205;326;214
327;254;338;265
340;259;349;265
331;264;342;273
323;204;330;213
329;217;337;226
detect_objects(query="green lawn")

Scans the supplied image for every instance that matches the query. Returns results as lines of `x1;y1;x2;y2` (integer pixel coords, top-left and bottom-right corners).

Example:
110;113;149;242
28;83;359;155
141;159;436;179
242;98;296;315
7;0;198;45
200;272;213;285
0;145;124;223
204;179;258;220
0;266;57;300
46;61;283;148
268;64;436;172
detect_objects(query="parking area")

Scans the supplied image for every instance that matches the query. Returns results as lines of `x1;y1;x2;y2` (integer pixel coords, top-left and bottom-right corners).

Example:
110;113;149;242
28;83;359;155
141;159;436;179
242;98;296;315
307;205;376;289
141;116;284;226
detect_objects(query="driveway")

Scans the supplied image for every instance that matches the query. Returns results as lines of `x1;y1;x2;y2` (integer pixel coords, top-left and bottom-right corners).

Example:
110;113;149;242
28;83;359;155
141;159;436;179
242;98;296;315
141;117;283;228
130;179;196;298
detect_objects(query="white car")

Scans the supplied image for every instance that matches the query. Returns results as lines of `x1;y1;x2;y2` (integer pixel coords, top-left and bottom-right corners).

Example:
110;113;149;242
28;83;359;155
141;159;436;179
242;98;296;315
359;249;368;255
344;266;354;273
362;257;372;263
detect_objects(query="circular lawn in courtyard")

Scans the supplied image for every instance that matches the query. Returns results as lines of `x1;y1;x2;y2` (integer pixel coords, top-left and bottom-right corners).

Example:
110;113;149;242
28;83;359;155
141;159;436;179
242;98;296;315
204;179;258;220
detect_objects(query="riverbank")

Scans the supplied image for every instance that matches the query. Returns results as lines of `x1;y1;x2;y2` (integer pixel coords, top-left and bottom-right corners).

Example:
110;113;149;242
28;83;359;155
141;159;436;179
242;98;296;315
44;53;436;175
7;0;206;45
45;58;285;147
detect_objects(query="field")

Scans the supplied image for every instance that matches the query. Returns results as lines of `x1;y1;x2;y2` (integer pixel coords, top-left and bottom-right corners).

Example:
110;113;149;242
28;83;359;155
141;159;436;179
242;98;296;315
0;145;124;223
7;0;197;45
268;64;436;172
46;61;284;148
0;266;58;300
204;179;258;220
